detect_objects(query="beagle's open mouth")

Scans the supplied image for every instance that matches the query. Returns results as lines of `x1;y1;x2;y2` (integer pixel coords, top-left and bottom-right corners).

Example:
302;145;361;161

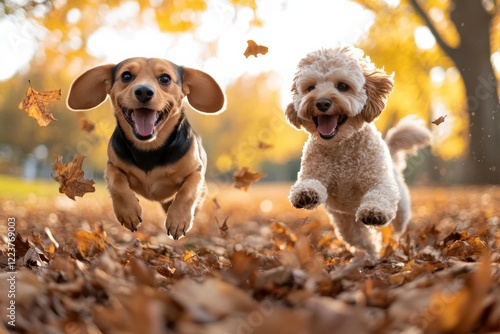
122;106;169;141
313;114;348;140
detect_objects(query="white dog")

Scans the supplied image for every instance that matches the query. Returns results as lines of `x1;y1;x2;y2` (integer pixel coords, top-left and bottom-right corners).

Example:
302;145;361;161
285;46;431;259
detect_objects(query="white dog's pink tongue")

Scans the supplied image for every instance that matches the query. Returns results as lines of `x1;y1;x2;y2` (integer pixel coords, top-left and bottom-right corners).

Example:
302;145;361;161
317;114;339;136
134;109;156;137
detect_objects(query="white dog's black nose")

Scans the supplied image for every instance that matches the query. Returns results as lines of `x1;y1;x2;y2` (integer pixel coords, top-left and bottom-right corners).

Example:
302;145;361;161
134;85;155;103
315;98;332;112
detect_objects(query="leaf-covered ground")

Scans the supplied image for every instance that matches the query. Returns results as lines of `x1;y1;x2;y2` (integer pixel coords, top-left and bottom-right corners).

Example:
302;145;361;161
1;184;500;334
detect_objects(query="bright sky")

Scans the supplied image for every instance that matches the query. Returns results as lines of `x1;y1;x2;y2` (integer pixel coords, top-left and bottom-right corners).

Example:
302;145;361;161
1;0;442;105
1;0;375;85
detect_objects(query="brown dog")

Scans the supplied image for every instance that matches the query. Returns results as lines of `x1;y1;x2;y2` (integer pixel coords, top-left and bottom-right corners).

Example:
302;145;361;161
67;58;225;239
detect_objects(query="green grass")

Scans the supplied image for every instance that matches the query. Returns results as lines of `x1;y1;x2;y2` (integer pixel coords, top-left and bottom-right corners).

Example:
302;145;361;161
0;174;106;199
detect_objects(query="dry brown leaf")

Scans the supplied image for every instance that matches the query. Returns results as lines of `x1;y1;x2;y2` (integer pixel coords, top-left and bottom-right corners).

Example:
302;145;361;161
212;197;221;209
243;40;269;58
78;113;95;133
432;115;447;126
171;278;255;322
13;234;31;261
271;221;297;250
217;216;229;236
129;257;156;287
228;251;260;285
52;155;95;200
258;141;273;150
233;166;267;191
18;81;60;126
425;252;492;333
75;228;108;257
183;249;198;263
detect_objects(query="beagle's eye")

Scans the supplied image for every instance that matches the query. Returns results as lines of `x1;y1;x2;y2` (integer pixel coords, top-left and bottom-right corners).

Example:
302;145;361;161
337;82;349;92
121;71;133;83
307;85;315;92
158;74;171;85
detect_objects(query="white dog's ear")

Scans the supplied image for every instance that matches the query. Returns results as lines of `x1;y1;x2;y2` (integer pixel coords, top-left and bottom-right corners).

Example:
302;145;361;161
285;102;302;129
285;82;302;129
361;69;394;122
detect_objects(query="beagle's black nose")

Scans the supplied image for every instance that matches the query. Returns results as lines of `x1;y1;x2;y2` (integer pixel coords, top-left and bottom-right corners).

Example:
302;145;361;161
134;85;155;103
315;98;332;112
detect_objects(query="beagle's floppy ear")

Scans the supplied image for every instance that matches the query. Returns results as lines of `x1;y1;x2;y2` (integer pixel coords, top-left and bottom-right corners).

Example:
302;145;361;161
182;67;226;114
285;102;302;129
67;64;115;111
361;69;394;123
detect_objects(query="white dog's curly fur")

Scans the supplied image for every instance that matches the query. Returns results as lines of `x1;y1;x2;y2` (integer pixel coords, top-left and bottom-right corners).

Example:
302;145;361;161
286;46;431;259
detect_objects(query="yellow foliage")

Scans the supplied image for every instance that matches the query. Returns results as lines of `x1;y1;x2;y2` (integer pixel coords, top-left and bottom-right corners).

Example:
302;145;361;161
189;72;307;172
356;0;481;160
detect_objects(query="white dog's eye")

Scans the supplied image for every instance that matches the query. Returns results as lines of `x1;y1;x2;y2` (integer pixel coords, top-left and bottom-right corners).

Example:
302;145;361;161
307;85;315;92
337;82;349;92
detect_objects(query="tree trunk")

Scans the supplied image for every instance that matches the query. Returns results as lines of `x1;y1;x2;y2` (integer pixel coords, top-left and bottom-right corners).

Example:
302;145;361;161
411;0;500;183
449;0;500;184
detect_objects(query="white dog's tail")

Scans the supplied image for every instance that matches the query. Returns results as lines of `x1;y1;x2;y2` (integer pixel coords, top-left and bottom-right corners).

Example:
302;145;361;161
385;115;432;170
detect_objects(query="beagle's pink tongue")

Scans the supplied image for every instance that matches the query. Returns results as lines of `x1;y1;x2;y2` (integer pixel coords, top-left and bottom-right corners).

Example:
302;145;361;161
317;114;339;136
134;109;156;137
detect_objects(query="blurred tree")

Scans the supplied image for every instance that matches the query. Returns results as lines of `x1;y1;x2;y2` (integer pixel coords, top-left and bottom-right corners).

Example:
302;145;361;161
188;72;307;174
356;0;500;184
0;0;260;176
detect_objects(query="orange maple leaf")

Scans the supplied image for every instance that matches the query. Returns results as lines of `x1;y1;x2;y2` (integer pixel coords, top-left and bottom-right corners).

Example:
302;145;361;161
243;40;269;58
432;115;447;126
18;81;60;126
52;155;95;200
233;166;267;191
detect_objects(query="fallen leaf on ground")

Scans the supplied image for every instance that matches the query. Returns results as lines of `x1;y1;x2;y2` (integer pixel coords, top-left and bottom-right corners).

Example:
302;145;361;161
233;166;267;191
52;155;95;200
18;81;60;126
425;252;492;333
243;40;269;58
271;221;297;250
171;278;255;322
75;227;109;257
432;115;447;126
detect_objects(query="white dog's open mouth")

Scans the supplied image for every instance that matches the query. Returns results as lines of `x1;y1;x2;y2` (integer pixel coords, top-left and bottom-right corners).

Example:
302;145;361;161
313;114;348;140
122;106;169;141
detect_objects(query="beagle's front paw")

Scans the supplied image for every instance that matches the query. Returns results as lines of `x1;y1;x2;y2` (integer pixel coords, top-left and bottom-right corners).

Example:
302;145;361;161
289;179;327;210
165;207;194;240
112;195;142;232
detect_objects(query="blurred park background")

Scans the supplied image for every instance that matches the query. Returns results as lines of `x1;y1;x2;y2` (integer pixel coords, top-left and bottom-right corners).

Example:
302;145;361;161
1;0;500;186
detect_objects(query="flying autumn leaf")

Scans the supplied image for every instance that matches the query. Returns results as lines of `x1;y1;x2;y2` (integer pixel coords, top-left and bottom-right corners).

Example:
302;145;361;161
233;166;267;191
216;217;229;236
78;113;95;133
243;40;269;58
432;115;447;126
18;81;60;126
52;155;95;200
258;141;273;150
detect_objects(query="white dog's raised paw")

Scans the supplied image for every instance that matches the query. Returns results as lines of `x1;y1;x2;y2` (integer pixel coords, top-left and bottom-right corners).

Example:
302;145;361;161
357;208;390;227
289;179;327;210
